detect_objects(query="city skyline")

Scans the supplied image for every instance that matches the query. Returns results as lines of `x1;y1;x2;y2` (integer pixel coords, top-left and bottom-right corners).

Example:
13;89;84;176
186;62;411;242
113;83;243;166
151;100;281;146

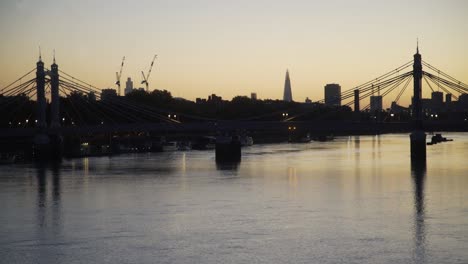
1;0;467;107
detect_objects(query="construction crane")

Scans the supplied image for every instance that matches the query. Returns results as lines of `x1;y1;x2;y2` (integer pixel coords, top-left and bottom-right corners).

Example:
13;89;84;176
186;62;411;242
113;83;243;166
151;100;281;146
115;56;125;95
141;54;157;92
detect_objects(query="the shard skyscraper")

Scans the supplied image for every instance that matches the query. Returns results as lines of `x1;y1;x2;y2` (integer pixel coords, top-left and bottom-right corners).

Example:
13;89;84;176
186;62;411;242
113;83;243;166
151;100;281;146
283;70;293;102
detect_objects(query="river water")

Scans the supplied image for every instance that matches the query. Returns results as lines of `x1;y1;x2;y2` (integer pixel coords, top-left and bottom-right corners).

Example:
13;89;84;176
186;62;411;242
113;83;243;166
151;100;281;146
0;133;467;264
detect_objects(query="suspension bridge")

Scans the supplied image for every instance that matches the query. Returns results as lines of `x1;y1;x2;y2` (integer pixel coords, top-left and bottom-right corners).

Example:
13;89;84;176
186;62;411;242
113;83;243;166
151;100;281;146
0;46;467;159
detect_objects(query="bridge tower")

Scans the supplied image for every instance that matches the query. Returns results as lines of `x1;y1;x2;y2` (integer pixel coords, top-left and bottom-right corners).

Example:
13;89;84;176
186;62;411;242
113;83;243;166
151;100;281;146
35;54;47;129
412;43;423;127
50;53;60;129
410;42;426;161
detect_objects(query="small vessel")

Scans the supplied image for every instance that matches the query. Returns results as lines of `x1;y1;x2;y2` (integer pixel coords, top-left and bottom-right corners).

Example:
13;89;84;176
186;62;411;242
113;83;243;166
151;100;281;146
312;134;335;142
427;133;453;145
240;135;254;146
0;153;17;164
289;133;311;143
163;141;178;152
192;136;216;150
177;141;192;151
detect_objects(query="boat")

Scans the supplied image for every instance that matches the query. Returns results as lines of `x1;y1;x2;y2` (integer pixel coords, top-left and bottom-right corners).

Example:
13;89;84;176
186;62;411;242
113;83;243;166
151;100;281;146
312;134;335;142
289;133;311;143
427;133;453;145
192;136;216;150
240;136;254;146
0;153;17;164
162;141;178;151
177;141;192;151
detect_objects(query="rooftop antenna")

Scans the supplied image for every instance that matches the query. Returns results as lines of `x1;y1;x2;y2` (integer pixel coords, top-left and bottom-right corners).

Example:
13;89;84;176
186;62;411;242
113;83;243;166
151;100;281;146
53;49;56;64
39;46;42;61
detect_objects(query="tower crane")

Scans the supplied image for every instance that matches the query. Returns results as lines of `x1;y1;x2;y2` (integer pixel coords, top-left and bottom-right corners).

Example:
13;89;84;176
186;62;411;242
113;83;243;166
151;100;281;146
115;56;125;95
141;54;157;92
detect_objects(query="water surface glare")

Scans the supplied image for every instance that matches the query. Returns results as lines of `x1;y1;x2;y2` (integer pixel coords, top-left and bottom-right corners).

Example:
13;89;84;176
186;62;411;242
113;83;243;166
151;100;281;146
1;133;467;264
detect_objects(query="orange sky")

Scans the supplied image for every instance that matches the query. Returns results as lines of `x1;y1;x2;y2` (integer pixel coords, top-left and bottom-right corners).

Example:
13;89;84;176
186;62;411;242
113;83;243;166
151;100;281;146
1;0;467;108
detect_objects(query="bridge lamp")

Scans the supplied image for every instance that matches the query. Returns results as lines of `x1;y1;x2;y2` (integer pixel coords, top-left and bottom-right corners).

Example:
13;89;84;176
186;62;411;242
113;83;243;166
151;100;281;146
101;121;104;125
35;120;38;123
435;114;438;118
62;117;65;121
26;119;29;123
174;115;177;118
390;113;394;117
167;114;171;118
18;122;21;125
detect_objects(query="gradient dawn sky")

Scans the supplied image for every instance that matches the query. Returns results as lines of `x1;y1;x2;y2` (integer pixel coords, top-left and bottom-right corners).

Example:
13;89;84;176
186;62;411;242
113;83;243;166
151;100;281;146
0;0;467;107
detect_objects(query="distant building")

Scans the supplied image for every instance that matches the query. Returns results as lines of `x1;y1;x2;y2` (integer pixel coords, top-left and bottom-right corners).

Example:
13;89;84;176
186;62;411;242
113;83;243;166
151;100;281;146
124;77;133;95
370;96;383;112
458;94;468;111
421;98;432;114
208;94;222;103
101;88;117;101
391;101;408;114
196;98;207;104
283;70;293;102
445;93;452;104
431;91;443;111
305;97;312;103
88;91;96;102
251;93;257;100
324;83;341;106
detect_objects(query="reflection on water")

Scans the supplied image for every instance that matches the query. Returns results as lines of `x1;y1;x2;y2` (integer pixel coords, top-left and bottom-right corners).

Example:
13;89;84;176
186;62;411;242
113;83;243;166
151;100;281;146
35;162;62;242
411;160;427;264
1;133;467;264
215;161;240;172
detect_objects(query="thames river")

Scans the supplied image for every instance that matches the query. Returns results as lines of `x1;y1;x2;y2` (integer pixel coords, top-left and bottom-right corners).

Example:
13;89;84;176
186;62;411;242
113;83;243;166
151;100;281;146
0;133;467;264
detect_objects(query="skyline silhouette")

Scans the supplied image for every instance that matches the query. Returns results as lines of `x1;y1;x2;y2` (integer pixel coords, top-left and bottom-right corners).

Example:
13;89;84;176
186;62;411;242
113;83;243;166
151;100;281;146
0;0;467;106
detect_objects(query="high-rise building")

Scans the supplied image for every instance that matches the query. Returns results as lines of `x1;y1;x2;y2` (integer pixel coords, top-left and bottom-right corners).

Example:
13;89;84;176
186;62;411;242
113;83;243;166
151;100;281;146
251;93;257;100
370;96;383;112
431;91;443;104
101;88;117;101
124;77;133;95
445;93;452;104
324;84;341;106
283;70;293;102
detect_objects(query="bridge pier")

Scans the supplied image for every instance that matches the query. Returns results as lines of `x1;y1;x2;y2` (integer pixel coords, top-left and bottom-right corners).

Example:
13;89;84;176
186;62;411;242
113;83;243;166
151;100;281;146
215;135;241;163
410;130;426;161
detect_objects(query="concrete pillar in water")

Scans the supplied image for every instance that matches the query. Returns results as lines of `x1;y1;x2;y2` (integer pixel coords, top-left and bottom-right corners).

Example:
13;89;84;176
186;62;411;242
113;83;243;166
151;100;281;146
410;130;426;161
215;135;241;162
